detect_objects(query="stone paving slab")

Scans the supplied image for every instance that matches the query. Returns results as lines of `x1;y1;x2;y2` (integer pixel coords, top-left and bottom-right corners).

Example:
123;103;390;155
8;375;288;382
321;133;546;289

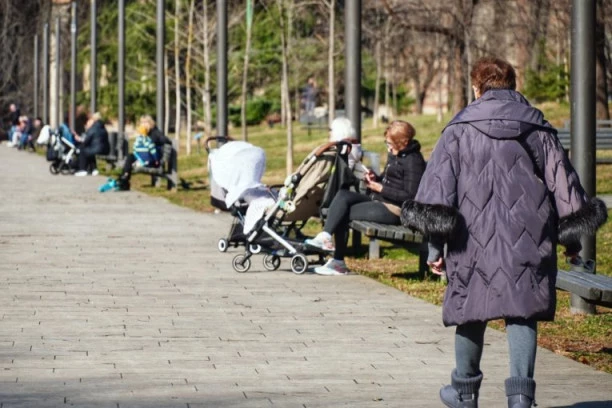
0;146;611;408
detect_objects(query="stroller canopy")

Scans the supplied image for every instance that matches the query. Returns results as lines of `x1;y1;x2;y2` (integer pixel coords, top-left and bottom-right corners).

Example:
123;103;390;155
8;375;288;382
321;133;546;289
209;141;266;208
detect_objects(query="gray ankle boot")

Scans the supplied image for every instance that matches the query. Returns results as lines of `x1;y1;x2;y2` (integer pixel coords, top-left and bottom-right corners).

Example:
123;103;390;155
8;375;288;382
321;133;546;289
439;369;483;408
505;377;536;408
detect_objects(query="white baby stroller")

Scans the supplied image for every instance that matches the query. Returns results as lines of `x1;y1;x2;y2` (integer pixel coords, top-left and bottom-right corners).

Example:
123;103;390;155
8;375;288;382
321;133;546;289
207;137;354;274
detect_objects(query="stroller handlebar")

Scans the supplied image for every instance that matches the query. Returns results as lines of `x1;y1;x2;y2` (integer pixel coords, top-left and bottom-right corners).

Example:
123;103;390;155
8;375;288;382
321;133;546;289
204;136;233;153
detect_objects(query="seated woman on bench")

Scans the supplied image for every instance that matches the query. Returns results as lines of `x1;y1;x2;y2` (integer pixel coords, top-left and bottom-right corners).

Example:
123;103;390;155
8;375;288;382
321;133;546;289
116;115;171;191
305;120;426;275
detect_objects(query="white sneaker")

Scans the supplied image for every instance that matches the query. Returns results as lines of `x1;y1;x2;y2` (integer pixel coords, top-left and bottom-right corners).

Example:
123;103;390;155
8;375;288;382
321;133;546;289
314;259;351;276
305;232;335;252
74;170;88;177
91;169;99;176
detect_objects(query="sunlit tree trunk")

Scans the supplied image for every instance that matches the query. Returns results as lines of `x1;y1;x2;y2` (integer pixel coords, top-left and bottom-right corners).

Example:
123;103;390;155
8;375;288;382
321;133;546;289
373;40;381;128
326;0;336;125
203;0;212;138
277;0;293;175
174;0;181;142
185;0;195;155
240;1;253;141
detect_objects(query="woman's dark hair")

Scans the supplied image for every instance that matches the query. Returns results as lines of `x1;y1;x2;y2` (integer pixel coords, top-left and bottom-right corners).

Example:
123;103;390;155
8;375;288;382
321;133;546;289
470;57;516;95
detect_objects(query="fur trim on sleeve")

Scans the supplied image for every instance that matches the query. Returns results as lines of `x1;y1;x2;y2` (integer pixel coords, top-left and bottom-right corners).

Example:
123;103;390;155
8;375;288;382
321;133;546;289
558;197;608;247
400;200;461;240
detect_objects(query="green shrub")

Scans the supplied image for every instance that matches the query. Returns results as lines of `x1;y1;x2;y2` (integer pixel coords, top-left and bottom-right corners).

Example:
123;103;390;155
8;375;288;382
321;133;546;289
228;98;273;127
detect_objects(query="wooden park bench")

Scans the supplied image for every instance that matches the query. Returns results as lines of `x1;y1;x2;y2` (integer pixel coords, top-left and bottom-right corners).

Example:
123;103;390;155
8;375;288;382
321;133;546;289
349;220;428;276
132;139;179;190
97;131;129;170
555;268;612;313
556;120;612;164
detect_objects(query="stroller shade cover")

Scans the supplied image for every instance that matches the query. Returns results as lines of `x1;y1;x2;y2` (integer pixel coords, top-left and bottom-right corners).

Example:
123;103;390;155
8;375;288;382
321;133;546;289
209;141;267;208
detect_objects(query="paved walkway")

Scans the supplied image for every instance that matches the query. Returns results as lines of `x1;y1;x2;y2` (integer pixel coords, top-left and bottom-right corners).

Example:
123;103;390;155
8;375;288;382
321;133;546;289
0;146;610;408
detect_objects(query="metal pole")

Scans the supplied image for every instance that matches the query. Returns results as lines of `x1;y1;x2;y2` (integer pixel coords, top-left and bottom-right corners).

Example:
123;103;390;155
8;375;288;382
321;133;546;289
156;0;165;132
345;0;361;142
216;0;228;137
118;0;125;159
570;0;596;314
43;23;50;125
90;0;97;114
33;35;39;119
55;17;61;129
70;1;77;129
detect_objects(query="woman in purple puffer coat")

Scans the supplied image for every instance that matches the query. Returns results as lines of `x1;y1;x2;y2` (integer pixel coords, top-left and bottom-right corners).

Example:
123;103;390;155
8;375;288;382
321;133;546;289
401;57;607;408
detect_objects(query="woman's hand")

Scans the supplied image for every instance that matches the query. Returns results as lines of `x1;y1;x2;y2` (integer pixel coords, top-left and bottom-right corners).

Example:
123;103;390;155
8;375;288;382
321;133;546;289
427;257;445;276
366;180;383;193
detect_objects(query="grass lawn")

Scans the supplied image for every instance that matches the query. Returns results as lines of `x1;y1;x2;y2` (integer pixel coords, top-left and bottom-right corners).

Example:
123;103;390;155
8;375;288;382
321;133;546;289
121;102;612;374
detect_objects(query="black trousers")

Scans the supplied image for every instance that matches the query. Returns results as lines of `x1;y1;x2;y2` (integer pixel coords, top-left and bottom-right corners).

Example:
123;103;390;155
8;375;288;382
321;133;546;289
121;154;138;180
78;146;99;172
324;189;399;260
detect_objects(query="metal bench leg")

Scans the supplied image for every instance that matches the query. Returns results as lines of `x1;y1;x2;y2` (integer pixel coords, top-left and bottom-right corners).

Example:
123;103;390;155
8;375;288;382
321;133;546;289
369;238;380;260
570;296;596;315
418;246;428;279
351;230;362;254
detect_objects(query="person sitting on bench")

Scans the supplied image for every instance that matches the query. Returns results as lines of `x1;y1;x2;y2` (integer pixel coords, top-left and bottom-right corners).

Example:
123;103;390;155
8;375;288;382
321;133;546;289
116;115;171;191
74;112;110;176
305;120;426;275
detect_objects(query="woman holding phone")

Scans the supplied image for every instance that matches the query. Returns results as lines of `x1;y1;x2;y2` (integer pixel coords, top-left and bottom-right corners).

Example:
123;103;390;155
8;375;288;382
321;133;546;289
305;120;426;275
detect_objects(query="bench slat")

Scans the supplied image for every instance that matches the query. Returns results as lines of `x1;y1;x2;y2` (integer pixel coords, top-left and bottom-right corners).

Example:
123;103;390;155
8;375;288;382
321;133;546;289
556;270;612;306
349;220;423;243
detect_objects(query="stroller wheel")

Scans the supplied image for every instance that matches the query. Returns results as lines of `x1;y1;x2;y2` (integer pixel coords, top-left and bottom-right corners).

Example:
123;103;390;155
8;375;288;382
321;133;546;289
263;255;281;271
290;253;308;274
232;254;251;273
249;244;262;254
49;163;60;175
60;163;72;175
217;239;229;252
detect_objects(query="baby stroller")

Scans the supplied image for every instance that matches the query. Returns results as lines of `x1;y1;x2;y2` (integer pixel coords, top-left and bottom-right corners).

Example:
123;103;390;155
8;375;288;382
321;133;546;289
207;137;354;274
46;127;79;175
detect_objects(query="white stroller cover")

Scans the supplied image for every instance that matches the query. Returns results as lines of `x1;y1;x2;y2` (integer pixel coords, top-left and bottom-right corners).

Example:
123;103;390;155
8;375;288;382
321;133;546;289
209;141;275;233
36;125;51;145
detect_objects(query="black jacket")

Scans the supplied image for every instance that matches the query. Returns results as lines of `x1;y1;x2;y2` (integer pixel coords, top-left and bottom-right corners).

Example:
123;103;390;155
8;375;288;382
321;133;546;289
149;126;172;149
83;120;110;154
372;140;426;207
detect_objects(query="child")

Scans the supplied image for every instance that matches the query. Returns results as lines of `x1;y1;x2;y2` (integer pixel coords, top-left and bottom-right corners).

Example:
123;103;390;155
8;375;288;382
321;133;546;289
132;125;158;168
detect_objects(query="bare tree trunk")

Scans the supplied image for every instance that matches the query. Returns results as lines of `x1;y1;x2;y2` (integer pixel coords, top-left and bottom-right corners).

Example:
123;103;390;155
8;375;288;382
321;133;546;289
185;0;195;155
383;19;391;115
595;0;610;120
392;55;398;118
174;0;181;142
373;40;381;128
411;58;423;115
451;38;466;114
203;0;212;138
241;1;254;141
164;51;170;137
327;0;336;125
277;0;293;175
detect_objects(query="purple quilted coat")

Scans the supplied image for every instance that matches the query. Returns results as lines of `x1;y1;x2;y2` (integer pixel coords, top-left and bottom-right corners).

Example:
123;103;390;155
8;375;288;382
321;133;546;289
401;89;607;326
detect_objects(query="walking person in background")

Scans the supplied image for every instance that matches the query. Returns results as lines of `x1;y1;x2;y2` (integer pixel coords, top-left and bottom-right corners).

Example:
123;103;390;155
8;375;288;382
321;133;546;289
400;57;608;408
302;77;318;118
75;112;110;176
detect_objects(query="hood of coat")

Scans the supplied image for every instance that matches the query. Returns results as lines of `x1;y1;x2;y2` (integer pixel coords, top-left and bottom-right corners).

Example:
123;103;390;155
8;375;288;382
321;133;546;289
446;89;555;140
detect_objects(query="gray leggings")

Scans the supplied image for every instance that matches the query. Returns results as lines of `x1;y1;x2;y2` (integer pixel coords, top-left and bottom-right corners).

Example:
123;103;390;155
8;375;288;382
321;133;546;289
455;319;537;379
